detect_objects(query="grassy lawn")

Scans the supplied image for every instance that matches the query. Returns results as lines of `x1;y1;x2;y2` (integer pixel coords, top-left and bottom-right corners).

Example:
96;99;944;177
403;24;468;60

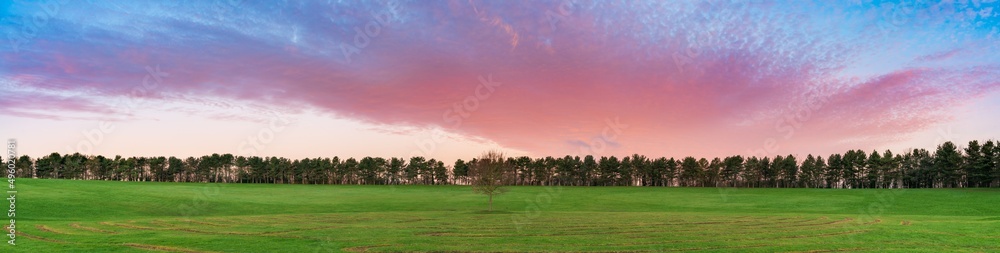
6;179;1000;252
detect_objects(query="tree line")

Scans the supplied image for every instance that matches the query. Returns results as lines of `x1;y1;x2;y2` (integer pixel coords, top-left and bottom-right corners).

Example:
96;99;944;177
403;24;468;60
4;140;999;188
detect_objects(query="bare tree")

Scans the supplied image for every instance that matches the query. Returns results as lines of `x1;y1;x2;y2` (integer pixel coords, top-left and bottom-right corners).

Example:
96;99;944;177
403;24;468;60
469;150;514;212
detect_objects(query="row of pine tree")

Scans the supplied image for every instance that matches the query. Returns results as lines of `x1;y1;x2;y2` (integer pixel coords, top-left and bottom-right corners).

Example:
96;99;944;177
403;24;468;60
5;140;999;188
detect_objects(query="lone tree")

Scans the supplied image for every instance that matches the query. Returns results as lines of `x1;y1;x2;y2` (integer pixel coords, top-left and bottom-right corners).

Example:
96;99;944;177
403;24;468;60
469;150;514;212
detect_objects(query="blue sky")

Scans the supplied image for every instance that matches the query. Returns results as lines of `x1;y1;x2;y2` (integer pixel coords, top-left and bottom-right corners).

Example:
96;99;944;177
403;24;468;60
2;0;999;161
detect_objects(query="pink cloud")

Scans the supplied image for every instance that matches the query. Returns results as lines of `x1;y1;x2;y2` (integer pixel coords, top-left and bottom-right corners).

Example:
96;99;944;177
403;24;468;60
3;1;999;159
0;92;120;120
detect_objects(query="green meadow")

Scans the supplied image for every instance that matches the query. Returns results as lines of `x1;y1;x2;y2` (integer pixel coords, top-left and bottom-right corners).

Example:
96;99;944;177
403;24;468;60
6;179;1000;252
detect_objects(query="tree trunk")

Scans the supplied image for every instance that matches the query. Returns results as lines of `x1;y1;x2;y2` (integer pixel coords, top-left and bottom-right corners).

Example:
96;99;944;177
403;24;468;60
489;195;493;212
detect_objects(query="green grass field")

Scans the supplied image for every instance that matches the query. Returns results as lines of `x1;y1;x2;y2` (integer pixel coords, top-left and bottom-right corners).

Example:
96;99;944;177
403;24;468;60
6;179;1000;252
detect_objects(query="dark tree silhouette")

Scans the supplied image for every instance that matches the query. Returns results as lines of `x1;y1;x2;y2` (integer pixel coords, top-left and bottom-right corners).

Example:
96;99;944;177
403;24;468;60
935;141;964;188
9;139;1000;189
469;151;514;211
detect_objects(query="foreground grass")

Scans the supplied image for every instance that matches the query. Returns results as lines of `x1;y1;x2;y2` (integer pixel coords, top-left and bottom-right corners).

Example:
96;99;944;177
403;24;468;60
6;179;1000;252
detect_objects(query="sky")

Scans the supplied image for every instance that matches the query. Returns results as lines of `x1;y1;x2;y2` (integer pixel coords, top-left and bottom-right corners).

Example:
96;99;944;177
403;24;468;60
1;0;999;163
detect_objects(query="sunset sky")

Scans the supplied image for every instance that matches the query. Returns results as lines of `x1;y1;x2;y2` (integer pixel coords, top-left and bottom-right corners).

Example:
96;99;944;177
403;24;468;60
2;0;999;162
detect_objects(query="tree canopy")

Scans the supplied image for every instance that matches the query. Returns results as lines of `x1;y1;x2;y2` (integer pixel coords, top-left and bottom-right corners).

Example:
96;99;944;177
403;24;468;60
6;140;999;189
469;151;515;211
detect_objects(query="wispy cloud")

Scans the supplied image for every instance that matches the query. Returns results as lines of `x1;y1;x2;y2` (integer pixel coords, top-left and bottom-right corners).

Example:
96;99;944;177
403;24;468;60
2;0;998;158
